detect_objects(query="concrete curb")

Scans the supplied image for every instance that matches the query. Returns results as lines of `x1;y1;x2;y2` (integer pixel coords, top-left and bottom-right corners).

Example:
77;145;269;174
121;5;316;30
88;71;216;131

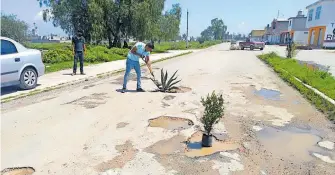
1;51;194;103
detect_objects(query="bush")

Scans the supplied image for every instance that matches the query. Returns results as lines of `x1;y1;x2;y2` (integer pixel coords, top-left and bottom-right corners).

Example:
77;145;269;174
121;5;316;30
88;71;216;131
24;42;72;50
42;46;128;64
43;49;72;63
201;91;225;135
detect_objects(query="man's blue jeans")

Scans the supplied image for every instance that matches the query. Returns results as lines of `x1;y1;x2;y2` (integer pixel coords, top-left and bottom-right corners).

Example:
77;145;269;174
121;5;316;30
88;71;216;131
123;59;141;89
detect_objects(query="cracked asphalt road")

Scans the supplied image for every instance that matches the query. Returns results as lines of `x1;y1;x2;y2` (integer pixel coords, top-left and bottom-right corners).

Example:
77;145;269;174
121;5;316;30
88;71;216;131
1;44;335;175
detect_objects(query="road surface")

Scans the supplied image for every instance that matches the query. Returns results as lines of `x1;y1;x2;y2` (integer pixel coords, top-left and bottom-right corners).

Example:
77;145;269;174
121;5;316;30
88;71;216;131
2;43;335;175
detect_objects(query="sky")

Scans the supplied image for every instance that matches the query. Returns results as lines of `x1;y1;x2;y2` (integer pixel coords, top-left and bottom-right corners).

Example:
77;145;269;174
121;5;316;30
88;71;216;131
1;0;316;37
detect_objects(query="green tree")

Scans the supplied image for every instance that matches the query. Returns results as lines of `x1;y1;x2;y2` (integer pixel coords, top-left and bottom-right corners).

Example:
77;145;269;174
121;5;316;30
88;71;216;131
157;3;182;41
200;18;227;41
38;0;180;47
1;13;29;42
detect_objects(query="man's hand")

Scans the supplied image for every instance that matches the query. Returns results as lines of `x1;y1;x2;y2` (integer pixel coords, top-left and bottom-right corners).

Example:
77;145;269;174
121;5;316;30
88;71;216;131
144;56;149;63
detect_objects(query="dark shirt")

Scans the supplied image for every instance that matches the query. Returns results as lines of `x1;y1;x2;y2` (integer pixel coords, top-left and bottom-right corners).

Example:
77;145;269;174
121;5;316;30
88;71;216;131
72;36;85;52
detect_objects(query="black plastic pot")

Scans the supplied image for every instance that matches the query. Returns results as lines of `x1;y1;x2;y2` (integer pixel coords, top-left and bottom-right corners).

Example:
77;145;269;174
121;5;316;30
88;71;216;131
201;133;213;147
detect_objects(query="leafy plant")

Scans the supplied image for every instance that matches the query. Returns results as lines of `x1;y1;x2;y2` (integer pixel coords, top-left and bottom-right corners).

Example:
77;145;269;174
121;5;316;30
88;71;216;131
200;91;225;135
286;42;298;58
151;69;181;92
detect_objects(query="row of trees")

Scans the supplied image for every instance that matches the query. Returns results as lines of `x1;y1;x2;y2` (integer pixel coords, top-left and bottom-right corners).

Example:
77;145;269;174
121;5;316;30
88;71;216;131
39;0;182;48
1;14;29;42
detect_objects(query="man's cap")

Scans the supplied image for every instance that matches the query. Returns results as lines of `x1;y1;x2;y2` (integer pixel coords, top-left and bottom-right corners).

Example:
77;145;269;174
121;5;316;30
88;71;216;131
146;42;154;49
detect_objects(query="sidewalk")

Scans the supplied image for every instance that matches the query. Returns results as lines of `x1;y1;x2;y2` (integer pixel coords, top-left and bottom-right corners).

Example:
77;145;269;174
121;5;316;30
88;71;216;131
1;50;197;101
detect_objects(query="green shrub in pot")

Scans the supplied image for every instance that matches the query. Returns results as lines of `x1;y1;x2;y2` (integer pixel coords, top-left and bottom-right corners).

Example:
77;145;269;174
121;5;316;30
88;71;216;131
200;91;224;147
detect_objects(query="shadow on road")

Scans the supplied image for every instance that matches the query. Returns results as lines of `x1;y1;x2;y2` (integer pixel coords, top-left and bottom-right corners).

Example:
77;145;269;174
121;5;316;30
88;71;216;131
1;84;41;96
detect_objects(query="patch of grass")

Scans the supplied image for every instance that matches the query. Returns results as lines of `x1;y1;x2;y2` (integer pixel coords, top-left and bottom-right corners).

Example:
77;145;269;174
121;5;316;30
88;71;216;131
258;52;335;100
258;52;335;121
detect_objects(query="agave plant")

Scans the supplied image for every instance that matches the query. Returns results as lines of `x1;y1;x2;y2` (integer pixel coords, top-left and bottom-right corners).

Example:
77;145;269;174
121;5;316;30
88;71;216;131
151;69;181;92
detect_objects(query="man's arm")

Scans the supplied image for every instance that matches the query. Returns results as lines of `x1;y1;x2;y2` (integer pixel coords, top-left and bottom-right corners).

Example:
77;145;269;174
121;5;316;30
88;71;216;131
131;46;144;58
72;37;75;55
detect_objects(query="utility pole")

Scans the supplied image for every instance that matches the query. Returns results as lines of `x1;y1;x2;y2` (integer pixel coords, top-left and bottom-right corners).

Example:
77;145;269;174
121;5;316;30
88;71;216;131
186;9;189;48
277;10;280;19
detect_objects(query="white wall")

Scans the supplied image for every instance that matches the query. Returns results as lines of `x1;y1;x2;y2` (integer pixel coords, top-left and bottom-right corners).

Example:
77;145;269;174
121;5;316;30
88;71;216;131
293;31;309;45
306;1;335;28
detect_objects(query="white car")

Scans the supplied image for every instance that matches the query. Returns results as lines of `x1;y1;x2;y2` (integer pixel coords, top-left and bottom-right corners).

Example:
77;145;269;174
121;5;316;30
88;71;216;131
1;37;45;90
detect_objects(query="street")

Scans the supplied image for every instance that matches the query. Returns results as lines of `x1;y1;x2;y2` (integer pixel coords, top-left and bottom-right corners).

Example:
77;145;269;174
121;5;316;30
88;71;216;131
1;43;335;175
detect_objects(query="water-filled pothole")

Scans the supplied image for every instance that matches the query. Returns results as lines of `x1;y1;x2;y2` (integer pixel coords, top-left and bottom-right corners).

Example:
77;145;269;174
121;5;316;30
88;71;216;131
257;126;328;161
148;116;194;130
254;88;281;101
185;131;240;158
1;167;35;175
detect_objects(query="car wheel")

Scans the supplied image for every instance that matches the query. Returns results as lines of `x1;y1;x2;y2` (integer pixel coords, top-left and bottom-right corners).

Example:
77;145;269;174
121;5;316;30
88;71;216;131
260;48;264;51
241;47;244;50
250;45;254;50
19;67;38;90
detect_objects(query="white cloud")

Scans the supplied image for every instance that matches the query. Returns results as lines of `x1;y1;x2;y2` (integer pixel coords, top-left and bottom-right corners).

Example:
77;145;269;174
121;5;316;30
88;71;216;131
34;9;53;21
34;11;43;21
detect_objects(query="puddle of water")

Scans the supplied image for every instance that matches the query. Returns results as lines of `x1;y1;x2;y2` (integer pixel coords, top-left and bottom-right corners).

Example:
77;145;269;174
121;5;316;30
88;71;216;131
257;126;325;161
254;88;281;101
148;116;194;130
1;167;35;175
185;131;240;158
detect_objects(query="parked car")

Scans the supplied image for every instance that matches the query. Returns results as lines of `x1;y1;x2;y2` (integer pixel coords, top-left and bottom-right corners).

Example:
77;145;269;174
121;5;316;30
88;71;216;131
1;37;45;90
239;38;265;50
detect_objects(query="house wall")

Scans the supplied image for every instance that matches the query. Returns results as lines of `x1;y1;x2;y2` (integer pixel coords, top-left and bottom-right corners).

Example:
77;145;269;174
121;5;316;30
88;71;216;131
291;18;308;31
306;1;335;28
293;31;309;45
306;0;335;46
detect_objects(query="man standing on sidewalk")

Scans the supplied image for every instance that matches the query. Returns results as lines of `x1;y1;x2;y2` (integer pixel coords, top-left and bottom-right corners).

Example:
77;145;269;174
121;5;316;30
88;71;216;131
72;30;86;76
121;42;154;93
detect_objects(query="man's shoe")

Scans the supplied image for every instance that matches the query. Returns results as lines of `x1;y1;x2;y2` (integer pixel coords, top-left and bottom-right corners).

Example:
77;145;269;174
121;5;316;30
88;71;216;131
80;72;86;75
121;88;126;93
72;73;76;76
137;88;145;92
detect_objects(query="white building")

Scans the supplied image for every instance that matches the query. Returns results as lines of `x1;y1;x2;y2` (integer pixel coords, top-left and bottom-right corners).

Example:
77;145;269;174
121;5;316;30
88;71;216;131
288;10;309;45
306;0;335;48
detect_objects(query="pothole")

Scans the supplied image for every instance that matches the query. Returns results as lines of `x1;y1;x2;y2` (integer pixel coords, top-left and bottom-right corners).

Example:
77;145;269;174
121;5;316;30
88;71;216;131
116;122;129;129
63;93;109;109
256;126;331;162
95;140;138;172
185;131;240;158
163;95;176;101
169;86;192;93
1;167;35;175
148;116;194;130
254;88;281;101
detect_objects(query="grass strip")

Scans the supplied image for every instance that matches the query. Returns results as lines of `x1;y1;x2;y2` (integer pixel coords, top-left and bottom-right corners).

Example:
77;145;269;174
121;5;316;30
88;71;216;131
258;52;335;121
258;52;335;100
